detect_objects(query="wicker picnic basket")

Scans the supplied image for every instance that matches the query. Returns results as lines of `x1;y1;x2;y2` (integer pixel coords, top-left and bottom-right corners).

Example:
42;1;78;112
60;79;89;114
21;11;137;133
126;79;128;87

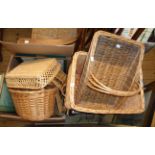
65;51;145;114
5;58;66;120
9;84;57;121
76;31;145;109
5;58;66;93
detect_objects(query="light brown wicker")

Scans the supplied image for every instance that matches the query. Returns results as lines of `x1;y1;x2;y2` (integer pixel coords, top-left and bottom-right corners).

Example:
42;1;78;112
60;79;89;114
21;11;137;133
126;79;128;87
5;58;65;90
52;69;66;96
9;85;57;121
77;31;145;107
6;58;60;89
65;51;145;114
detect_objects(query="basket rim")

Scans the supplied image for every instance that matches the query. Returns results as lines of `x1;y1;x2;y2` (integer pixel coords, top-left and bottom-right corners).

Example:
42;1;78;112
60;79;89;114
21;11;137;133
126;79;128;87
9;85;57;93
95;31;145;48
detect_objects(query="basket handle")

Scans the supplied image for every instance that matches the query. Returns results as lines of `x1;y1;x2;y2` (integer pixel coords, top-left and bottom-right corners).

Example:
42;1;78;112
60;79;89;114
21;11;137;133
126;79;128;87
87;72;141;97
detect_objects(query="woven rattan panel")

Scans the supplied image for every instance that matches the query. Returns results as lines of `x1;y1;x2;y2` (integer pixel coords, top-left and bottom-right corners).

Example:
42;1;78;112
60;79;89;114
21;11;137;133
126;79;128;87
6;58;61;89
77;32;144;107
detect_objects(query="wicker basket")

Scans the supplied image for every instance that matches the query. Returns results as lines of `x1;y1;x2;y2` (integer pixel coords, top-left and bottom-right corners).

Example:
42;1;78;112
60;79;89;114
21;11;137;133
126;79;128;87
65;51;145;114
53;69;66;96
77;31;145;107
6;58;61;89
9;85;57;121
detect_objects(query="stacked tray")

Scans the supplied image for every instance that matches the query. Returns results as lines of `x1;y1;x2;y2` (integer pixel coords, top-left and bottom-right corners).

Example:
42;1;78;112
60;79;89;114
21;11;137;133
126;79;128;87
65;31;145;114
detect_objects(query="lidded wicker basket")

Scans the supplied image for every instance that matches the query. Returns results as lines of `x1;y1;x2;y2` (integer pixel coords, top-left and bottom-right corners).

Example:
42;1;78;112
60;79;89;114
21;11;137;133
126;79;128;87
76;31;144;107
6;58;66;121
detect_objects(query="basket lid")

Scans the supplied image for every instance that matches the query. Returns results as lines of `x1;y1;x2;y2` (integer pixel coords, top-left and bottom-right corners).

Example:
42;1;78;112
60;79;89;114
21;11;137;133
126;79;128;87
6;58;60;78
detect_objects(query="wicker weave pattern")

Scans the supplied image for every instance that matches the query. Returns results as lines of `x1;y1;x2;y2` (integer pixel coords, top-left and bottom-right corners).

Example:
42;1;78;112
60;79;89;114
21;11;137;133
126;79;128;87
77;31;144;106
9;85;56;121
53;69;67;95
65;52;145;114
6;59;61;89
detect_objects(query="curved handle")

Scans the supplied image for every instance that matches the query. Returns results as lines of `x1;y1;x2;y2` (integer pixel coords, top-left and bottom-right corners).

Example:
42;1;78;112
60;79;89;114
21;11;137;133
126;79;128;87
87;72;140;97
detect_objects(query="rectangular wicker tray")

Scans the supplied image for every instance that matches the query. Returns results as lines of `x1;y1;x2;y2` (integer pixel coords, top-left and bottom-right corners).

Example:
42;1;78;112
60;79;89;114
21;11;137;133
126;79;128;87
65;52;145;114
77;31;145;106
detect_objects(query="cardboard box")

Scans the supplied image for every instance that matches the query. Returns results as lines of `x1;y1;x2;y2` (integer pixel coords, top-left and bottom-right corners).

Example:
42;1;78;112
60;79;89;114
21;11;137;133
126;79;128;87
1;37;74;73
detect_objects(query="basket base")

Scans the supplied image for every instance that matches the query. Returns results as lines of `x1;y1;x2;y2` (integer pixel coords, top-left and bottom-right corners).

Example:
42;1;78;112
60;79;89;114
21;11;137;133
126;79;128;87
9;85;56;121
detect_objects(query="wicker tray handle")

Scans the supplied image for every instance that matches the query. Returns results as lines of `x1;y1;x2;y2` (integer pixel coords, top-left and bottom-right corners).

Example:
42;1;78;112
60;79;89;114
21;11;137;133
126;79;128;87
87;72;140;97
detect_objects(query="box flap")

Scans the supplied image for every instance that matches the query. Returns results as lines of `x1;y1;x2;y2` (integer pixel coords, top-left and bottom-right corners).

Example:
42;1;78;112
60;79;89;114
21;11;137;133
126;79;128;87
0;40;75;56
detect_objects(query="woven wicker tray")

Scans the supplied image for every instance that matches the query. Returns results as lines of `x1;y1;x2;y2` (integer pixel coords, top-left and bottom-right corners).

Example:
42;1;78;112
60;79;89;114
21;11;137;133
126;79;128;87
77;31;144;106
65;52;145;114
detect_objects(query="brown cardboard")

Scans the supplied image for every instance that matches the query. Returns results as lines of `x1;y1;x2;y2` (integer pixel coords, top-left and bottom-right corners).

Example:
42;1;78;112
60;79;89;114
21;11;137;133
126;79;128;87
0;40;75;56
17;37;76;45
